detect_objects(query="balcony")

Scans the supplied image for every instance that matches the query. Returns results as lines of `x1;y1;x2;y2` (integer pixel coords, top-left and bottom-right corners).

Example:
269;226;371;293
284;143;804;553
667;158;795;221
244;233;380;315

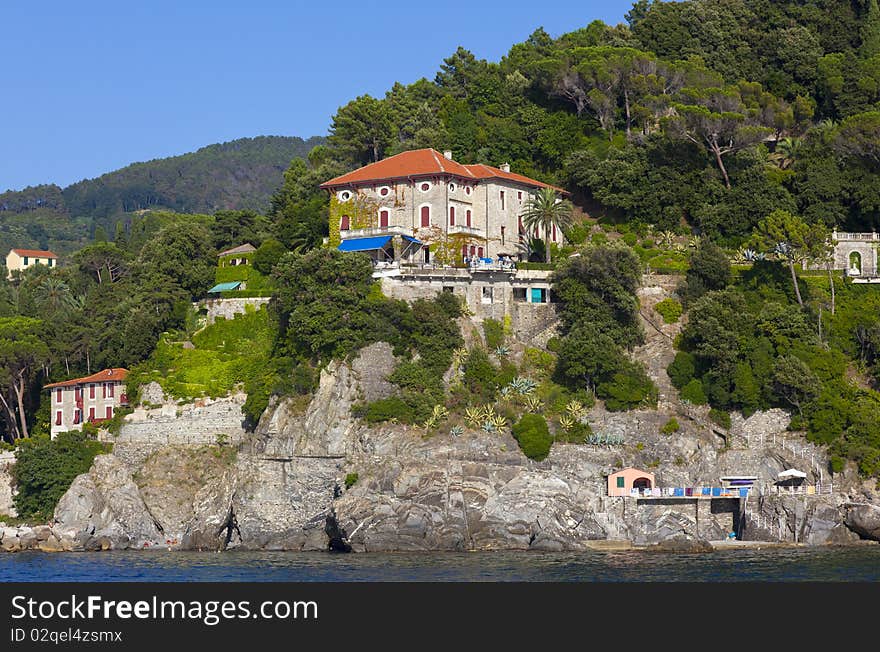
448;224;483;237
341;225;413;239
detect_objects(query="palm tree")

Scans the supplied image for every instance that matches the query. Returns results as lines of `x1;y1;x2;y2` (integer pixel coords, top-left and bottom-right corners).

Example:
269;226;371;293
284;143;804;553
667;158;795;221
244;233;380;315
768;137;800;170
519;188;574;264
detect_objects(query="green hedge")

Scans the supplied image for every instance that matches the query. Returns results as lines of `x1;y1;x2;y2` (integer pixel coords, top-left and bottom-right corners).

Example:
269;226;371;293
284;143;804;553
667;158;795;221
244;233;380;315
654;298;683;324
517;262;555;270
512;413;553;461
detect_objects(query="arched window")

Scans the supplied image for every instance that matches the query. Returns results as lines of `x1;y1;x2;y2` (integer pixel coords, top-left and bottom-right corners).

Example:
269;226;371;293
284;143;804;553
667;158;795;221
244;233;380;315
469;245;476;257
477;247;484;258
379;209;389;228
449;206;455;226
420;205;430;227
462;244;468;261
466;209;471;227
340;215;350;231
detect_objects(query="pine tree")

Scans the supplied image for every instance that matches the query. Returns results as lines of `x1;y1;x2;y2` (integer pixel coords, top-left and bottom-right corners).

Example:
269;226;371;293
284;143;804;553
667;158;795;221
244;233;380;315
862;0;880;58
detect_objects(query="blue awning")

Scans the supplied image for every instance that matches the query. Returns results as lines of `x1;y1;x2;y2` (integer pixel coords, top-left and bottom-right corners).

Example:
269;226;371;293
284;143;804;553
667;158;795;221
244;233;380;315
338;236;392;252
208;281;242;293
402;235;422;245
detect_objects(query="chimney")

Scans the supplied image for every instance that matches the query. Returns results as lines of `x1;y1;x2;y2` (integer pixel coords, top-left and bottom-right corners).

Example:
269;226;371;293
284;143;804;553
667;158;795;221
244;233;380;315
500;163;510;172
443;150;453;160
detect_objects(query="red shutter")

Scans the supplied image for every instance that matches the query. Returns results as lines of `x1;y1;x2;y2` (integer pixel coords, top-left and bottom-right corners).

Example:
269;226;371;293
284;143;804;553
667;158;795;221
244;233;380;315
102;383;107;399
518;191;522;201
470;246;476;256
89;384;95;399
340;215;350;230
420;205;430;227
109;383;114;398
89;407;95;422
56;389;62;403
449;206;455;226
466;210;471;227
478;247;484;258
380;210;389;228
74;410;80;425
462;245;468;261
55;411;62;426
75;387;81;401
106;406;113;419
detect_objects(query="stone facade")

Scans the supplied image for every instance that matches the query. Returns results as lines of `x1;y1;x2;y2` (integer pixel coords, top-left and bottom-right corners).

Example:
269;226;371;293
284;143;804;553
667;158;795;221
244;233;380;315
0;452;16;517
805;231;878;278
379;268;558;342
325;149;563;262
202;297;271;326
45;369;128;439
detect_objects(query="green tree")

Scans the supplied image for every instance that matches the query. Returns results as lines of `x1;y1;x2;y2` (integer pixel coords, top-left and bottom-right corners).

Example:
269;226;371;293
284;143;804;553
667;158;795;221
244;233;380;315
511;413;553;461
751;209;811;307
862;0;880;59
773;355;821;417
328;95;394;165
520;188;574;263
0;317;50;441
252;238;287;276
681;238;731;304
135;222;216;299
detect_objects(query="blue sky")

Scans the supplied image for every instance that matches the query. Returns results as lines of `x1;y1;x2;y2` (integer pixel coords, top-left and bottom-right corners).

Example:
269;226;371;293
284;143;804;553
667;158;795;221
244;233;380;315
0;1;634;192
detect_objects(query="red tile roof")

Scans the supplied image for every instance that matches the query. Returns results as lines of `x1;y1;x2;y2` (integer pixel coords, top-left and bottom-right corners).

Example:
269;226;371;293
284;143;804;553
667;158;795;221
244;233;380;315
320;148;565;192
45;368;128;389
10;248;58;258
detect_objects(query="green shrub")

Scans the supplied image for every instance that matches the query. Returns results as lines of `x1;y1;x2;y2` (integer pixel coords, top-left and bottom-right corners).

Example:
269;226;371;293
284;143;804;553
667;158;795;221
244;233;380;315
555;420;593;443
512;414;553;461
597;364;658;411
622;232;638;247
363;397;414;424
591;232;608;246
830;456;845;473
667;351;696;388
654;298;683;324
12;432;110;521
344;472;359;489
709;408;731;429
680;378;708;405
462;348;499;403
660;418;680;435
483;319;505;349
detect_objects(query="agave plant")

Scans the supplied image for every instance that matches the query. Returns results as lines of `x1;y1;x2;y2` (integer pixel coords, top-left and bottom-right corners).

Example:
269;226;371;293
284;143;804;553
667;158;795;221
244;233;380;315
524;395;544;412
481;421;497;433
494;345;511;357
464;407;483;429
673;242;687;253
565;400;587;421
449;425;464;438
488;413;507;429
451;347;469;375
508;377;537;395
479;404;498;421
687;236;701;249
432;404;449;421
559;414;575;432
658;230;676;248
499;386;513;400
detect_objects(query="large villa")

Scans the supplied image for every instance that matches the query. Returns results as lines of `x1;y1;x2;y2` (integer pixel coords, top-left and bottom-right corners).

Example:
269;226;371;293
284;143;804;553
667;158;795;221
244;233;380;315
320;148;565;265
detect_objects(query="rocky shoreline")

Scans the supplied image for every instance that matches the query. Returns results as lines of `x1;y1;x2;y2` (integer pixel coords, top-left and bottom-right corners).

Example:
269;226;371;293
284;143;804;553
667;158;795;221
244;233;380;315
2;341;879;554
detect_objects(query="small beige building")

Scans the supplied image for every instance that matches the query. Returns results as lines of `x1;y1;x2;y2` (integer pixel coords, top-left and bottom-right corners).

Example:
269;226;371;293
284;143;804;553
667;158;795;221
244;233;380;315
44;368;128;439
218;243;256;267
5;248;58;278
607;468;656;497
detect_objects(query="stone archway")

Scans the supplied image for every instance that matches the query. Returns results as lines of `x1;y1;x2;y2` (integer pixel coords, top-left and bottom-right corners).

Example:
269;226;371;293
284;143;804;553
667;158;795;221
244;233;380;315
633;477;652;490
849;251;862;275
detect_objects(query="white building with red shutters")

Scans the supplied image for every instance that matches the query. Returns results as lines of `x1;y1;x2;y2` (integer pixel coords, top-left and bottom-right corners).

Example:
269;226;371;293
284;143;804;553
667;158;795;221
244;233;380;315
44;368;129;439
321;148;566;264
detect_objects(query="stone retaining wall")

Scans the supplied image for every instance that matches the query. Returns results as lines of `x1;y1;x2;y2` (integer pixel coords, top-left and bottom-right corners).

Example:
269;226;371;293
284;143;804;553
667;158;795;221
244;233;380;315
0;452;16;517
201;297;270;326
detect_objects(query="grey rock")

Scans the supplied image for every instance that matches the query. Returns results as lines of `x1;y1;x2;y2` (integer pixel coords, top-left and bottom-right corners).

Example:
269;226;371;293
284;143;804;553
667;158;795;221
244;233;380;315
845;503;880;541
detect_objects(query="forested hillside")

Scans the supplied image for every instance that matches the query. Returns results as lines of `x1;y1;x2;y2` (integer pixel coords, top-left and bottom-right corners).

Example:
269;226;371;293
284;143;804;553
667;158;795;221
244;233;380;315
0;135;324;255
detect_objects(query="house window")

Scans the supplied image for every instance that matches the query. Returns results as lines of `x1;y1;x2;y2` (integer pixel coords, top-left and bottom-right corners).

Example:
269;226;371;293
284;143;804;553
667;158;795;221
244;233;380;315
477;247;484;258
500;191;505;210
379;186;390;196
419;182;431;192
74;410;81;425
531;288;547;303
462;244;468;261
340;215;350;231
338;190;352;202
23;257;29;265
102;383;107;399
466;209;471;227
379;209;389;228
88;407;95;422
465;186;471;195
56;389;62;403
501;225;505;244
74;387;82;402
55;411;62;426
106;406;113;419
108;383;114;398
420;205;430;227
48;259;53;267
552;224;557;242
448;182;456;193
518;191;522;201
449;206;455;226
469;245;476;257
518;217;524;233
617;476;625;488
423;246;430;263
443;286;454;293
482;287;493;304
89;384;95;400
513;288;527;302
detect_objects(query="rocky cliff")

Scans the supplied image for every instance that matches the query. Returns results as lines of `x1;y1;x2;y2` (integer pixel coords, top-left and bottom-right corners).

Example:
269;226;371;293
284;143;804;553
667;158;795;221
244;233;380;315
2;339;878;553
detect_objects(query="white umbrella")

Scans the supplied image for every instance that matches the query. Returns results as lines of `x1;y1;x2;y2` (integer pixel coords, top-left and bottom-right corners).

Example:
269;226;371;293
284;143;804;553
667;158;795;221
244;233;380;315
777;469;807;479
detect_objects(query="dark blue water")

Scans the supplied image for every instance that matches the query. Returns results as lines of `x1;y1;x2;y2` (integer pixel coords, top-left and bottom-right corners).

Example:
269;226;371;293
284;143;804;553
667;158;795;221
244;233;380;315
1;546;879;582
